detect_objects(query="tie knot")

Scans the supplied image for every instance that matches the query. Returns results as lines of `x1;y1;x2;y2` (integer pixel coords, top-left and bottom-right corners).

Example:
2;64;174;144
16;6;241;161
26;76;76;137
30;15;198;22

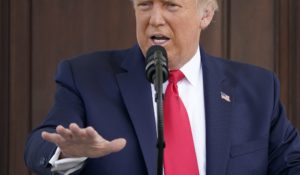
168;70;185;84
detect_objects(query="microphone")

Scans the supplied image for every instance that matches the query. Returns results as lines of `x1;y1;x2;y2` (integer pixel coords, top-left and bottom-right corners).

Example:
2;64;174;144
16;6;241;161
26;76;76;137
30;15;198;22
145;45;168;175
145;45;168;84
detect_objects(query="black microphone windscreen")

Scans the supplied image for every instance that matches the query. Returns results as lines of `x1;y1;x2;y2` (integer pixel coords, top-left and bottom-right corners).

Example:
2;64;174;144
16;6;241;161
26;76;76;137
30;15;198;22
145;45;168;84
146;45;167;61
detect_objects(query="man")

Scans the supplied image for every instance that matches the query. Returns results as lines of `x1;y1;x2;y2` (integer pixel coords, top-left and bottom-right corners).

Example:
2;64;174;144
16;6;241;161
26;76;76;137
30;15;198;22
24;0;300;174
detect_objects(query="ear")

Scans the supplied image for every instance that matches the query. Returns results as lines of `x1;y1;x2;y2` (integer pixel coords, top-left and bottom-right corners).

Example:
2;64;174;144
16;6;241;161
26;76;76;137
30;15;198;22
199;2;215;30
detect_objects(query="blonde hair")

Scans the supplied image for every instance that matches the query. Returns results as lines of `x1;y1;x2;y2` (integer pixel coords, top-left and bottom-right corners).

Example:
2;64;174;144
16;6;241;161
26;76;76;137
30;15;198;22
198;0;219;11
131;0;219;11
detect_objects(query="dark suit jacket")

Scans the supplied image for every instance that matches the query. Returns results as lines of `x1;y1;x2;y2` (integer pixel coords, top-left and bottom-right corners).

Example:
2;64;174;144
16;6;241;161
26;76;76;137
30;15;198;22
24;45;300;175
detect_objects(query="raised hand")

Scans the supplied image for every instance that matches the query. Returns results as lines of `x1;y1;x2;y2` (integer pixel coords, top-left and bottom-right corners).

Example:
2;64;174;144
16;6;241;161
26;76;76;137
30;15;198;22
41;123;126;158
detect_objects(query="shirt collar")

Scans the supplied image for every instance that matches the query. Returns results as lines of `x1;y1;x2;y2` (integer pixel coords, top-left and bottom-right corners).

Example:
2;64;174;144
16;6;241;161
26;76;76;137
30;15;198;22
179;47;201;86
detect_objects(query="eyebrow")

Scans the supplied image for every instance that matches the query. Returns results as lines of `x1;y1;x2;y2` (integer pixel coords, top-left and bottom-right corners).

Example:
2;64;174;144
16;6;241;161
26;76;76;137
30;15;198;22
134;0;151;2
134;0;178;2
164;0;177;3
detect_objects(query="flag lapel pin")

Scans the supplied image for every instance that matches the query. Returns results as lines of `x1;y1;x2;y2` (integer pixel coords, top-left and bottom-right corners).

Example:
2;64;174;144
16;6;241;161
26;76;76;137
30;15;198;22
221;91;231;102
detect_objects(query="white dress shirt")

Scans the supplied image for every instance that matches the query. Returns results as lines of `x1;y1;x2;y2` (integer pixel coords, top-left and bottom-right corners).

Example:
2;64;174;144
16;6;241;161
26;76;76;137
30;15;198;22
50;47;206;175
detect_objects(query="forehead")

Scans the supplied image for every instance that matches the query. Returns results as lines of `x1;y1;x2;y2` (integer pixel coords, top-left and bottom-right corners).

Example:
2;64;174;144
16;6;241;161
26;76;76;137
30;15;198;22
132;0;200;7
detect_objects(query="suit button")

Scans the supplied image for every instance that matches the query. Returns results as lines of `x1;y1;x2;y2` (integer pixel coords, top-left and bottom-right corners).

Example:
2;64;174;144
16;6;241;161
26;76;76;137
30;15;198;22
39;157;48;167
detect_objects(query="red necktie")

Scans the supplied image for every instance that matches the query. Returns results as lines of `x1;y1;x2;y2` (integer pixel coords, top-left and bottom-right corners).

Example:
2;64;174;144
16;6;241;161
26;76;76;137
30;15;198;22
164;70;199;175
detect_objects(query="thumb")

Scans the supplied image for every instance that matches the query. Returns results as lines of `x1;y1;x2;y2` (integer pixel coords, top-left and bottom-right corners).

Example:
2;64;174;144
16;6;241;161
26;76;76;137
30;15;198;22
109;138;127;153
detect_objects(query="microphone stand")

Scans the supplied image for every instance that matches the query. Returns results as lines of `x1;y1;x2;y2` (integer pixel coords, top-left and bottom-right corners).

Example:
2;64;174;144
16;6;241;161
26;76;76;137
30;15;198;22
154;52;165;175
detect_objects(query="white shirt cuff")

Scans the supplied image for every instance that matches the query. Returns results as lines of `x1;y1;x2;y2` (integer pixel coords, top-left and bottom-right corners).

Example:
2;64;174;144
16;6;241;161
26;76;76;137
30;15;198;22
49;147;87;175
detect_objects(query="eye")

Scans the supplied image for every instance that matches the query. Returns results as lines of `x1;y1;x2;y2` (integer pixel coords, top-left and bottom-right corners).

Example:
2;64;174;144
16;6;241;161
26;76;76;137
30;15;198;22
166;2;180;11
136;1;152;11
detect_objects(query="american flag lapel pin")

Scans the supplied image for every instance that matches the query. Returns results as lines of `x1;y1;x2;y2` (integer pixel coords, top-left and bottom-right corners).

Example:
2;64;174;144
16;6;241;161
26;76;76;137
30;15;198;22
221;91;231;102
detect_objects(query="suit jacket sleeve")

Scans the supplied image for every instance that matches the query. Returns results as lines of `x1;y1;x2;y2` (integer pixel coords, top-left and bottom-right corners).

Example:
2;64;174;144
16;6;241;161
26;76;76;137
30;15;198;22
268;74;300;174
24;60;85;175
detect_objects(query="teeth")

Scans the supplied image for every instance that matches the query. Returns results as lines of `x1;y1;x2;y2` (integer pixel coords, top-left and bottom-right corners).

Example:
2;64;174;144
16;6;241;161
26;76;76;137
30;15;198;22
151;35;170;45
153;39;168;44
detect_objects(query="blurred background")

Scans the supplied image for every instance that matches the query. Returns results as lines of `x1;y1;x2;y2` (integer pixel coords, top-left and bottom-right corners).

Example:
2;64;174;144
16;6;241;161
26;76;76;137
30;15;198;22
0;0;299;174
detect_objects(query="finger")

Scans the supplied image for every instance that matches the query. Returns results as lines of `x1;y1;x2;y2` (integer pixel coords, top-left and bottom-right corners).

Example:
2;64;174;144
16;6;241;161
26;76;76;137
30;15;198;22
56;125;73;140
69;123;80;130
41;131;65;145
67;123;85;140
108;138;127;153
69;123;83;136
90;138;126;158
86;126;102;140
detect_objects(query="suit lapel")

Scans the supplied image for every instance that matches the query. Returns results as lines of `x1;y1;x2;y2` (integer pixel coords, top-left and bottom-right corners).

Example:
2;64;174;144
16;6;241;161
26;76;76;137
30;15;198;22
116;46;157;175
201;50;234;175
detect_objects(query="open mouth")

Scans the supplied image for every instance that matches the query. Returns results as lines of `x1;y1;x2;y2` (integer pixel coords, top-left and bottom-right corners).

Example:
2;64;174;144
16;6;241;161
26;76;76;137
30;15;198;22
150;35;170;45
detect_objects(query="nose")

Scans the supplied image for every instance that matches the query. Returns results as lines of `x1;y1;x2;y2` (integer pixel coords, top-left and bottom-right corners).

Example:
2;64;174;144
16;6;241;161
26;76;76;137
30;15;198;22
149;5;166;27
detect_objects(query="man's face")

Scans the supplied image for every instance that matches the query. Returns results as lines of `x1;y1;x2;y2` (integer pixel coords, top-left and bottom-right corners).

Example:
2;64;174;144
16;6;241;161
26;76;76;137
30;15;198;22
133;0;204;69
